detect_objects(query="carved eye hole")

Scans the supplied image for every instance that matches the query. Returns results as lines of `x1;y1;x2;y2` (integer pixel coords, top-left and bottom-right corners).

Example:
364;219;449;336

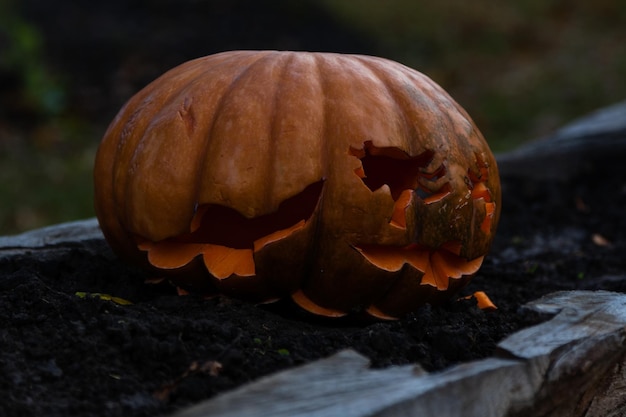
349;141;432;200
349;141;450;228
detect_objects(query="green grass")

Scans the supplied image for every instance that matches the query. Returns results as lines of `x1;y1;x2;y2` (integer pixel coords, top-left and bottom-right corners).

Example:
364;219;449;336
0;121;98;234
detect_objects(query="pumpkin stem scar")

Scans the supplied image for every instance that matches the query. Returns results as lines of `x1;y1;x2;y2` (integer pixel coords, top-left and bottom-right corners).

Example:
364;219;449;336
178;96;196;136
138;180;324;278
354;243;483;291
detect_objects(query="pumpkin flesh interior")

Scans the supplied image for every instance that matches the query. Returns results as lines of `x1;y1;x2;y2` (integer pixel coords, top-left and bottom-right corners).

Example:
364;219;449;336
468;153;496;235
355;244;484;291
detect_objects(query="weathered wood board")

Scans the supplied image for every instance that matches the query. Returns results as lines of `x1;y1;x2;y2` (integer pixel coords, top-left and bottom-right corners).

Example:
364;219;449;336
171;291;626;417
497;99;626;180
0;218;102;258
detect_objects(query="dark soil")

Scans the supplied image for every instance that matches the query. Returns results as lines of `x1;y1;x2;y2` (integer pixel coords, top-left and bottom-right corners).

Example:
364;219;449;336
2;1;626;416
1;154;625;417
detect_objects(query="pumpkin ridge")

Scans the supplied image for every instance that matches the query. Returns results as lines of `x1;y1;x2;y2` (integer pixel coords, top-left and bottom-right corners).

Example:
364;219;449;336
116;60;207;231
265;52;297;210
190;52;277;218
171;52;260;136
311;52;332;176
351;56;413;144
352;55;433;154
113;93;163;235
294;53;331;303
110;103;148;234
121;53;271;239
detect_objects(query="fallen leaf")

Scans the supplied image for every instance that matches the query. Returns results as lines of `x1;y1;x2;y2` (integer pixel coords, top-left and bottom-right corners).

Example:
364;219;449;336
592;233;612;247
460;291;497;311
75;292;133;305
192;360;223;377
473;291;497;310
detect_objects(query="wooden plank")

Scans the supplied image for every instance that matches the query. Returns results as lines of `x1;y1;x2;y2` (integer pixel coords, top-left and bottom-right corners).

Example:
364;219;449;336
171;291;626;417
500;291;626;417
0;218;102;250
173;351;530;417
496;100;626;180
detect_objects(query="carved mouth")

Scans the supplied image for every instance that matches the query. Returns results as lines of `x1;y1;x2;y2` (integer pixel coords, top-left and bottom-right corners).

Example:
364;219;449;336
355;242;484;291
138;180;324;278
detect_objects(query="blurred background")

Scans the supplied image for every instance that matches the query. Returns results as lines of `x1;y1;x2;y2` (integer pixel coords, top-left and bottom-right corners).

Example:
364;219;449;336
1;0;625;234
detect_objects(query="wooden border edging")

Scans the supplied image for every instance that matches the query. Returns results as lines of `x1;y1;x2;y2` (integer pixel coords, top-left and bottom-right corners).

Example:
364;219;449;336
0;218;101;252
171;291;626;417
496;99;626;180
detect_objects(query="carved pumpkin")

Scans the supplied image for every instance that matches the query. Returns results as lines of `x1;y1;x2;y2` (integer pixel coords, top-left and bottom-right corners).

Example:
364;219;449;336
94;51;500;319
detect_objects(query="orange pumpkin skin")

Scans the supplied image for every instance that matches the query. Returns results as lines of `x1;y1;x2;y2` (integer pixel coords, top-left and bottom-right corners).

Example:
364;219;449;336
94;51;501;319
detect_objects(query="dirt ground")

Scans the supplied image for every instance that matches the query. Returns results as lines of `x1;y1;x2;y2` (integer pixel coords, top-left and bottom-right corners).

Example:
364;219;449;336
2;133;626;417
2;2;626;416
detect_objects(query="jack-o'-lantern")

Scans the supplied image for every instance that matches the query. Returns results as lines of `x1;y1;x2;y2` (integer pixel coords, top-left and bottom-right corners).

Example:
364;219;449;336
94;51;500;319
